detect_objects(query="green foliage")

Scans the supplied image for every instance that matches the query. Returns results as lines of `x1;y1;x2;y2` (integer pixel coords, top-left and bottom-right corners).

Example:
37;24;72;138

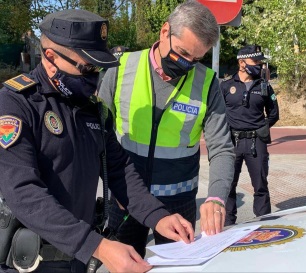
107;1;138;50
0;0;32;43
80;0;116;17
138;0;183;47
1;0;305;93
222;0;306;95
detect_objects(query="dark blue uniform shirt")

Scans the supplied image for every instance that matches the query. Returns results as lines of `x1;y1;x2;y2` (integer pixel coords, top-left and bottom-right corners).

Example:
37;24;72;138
220;73;279;131
0;63;169;264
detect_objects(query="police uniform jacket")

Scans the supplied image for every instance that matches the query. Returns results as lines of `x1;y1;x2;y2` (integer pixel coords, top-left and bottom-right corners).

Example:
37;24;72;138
0;63;169;264
220;72;279;131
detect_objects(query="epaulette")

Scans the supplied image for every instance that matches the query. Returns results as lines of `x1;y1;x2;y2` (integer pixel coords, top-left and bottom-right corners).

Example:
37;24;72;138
3;73;38;92
222;75;233;82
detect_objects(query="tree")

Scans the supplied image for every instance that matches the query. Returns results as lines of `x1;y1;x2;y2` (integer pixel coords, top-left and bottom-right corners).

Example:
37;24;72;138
0;0;32;43
107;0;138;50
222;0;306;94
132;0;183;49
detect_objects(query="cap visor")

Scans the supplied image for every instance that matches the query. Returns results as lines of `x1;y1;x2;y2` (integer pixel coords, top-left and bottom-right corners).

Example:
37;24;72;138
75;48;119;69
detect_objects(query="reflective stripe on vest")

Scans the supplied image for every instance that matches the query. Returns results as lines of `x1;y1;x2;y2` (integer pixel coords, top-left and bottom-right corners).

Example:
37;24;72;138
114;49;214;159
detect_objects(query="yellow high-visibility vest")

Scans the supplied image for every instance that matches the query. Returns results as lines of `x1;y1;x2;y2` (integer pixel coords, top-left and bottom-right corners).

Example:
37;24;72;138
114;49;215;159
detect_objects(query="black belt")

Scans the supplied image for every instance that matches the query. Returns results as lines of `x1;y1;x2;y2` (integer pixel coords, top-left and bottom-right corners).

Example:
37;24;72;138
231;130;256;139
40;244;73;262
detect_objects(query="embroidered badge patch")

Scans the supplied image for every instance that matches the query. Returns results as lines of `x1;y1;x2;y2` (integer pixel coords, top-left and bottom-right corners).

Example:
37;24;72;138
271;94;277;101
44;111;63;135
230;86;236;94
0;115;22;149
100;23;107;40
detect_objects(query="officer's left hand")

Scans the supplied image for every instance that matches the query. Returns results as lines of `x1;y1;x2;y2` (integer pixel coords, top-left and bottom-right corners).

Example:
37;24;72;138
199;202;225;235
155;213;194;243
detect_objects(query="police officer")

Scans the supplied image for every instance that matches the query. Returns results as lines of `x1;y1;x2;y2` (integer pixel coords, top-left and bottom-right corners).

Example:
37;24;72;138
220;45;279;226
97;45;129;88
99;0;235;258
0;9;194;273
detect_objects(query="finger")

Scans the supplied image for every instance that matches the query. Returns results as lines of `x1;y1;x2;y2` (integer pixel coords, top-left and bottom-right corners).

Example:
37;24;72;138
129;247;148;264
185;222;194;242
176;214;194;242
207;207;216;235
203;203;215;235
200;202;220;235
215;205;226;233
199;204;208;233
127;247;152;272
129;260;152;273
169;214;192;243
213;209;223;233
171;222;190;243
221;208;226;228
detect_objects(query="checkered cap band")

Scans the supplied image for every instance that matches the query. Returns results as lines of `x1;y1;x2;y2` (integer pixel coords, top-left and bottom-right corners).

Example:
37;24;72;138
237;52;263;59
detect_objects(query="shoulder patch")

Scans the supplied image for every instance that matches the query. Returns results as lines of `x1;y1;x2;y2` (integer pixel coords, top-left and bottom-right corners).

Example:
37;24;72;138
0;115;22;149
3;74;37;92
271;94;277;101
222;75;233;82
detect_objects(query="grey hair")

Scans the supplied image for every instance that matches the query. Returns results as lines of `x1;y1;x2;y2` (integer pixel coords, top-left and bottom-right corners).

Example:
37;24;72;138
167;0;219;48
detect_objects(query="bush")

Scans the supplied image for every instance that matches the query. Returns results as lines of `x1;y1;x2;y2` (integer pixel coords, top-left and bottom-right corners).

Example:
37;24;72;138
0;63;20;88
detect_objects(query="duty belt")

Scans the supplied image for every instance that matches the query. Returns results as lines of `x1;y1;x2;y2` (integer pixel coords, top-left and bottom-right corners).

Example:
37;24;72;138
231;130;256;139
231;129;257;157
40;244;73;262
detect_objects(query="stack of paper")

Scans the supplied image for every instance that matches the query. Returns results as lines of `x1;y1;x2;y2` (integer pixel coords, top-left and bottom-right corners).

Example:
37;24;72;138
146;225;260;266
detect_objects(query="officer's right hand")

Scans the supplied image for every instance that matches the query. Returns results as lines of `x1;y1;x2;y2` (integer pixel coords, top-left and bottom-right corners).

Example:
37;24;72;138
93;238;152;273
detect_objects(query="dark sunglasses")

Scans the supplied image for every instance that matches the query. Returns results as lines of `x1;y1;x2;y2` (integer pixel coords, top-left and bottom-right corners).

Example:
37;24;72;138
242;91;249;107
42;47;100;75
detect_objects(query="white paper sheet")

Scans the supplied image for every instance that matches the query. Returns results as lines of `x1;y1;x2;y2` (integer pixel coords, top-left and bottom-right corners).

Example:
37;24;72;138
146;225;260;265
147;255;209;266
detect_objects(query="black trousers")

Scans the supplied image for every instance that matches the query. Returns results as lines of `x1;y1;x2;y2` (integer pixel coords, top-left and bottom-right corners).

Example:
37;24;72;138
225;137;271;226
0;260;86;273
107;197;197;258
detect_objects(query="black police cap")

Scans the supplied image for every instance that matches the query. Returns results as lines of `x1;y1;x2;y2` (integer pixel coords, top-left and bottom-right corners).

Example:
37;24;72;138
39;9;119;68
237;45;265;61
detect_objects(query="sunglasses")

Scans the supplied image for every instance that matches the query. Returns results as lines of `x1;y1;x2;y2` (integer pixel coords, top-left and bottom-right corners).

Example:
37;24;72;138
42;47;100;75
242;91;249;107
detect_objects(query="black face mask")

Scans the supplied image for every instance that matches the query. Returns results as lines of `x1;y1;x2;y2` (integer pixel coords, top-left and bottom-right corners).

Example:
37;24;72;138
160;31;198;78
51;69;99;99
42;48;100;99
244;62;263;78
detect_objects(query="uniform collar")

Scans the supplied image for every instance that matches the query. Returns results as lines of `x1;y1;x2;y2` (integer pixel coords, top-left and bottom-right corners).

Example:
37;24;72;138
234;71;262;84
31;63;61;95
149;41;172;81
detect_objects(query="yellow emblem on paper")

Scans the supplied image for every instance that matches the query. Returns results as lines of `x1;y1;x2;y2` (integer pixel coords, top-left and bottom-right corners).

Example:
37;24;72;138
225;225;305;252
